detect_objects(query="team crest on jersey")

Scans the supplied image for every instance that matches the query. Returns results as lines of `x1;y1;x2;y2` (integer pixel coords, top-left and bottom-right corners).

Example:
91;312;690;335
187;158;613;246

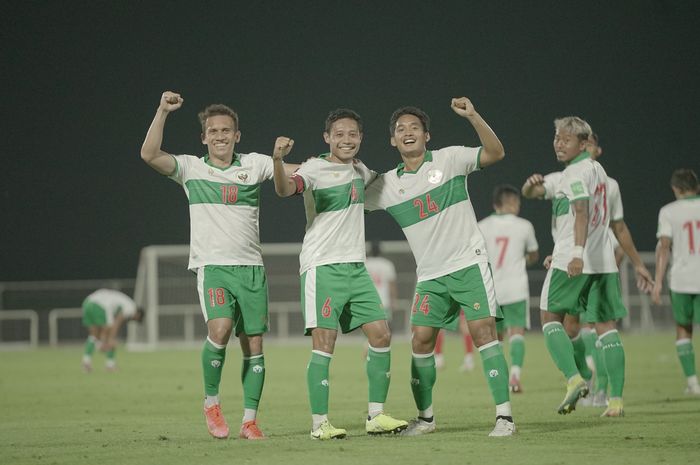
473;302;481;311
237;172;249;182
208;168;214;176
427;169;443;184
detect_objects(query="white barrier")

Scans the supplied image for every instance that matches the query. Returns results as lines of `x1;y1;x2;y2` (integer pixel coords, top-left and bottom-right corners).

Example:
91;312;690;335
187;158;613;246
0;309;39;349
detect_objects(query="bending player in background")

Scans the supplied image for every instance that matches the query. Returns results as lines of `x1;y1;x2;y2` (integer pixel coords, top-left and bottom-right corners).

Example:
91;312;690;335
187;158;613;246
652;168;700;395
272;109;407;440
81;288;143;373
477;185;539;393
366;97;515;437
141;91;297;440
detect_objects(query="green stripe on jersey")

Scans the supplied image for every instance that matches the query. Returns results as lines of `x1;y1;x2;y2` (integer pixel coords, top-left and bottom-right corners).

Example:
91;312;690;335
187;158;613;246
185;179;261;206
552;197;570;217
386;175;467;228
312;178;365;214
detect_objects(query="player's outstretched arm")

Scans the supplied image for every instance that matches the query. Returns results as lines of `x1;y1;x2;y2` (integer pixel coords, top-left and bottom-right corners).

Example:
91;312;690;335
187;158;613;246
522;174;546;199
610;220;654;293
272;136;297;197
140;91;182;176
450;97;505;168
652;237;671;304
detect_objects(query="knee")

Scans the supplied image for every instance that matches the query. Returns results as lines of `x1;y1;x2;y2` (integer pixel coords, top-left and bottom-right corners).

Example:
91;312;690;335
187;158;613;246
369;329;391;349
208;323;232;345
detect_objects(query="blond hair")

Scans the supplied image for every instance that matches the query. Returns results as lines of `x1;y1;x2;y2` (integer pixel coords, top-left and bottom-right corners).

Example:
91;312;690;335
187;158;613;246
554;116;592;142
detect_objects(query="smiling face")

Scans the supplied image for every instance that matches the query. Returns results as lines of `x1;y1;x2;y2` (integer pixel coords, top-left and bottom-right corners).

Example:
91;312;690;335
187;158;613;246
201;114;240;163
323;117;362;163
391;113;430;157
553;129;586;163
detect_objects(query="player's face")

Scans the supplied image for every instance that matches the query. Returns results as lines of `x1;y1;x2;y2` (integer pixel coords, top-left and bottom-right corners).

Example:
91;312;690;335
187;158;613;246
391;114;430;156
201;115;240;160
553;130;586;163
323;118;362;163
586;136;603;160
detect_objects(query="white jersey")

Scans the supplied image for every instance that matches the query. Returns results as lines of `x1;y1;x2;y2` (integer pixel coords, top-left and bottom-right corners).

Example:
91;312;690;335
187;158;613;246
85;289;136;325
547;171;623;252
550;153;617;273
365;256;397;308
477;213;538;305
657;195;700;293
293;155;377;274
366;146;487;282
170;153;273;270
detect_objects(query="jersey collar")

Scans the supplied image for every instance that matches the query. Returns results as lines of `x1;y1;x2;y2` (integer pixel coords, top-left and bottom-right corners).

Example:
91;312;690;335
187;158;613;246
396;150;433;177
204;153;241;169
566;151;591;166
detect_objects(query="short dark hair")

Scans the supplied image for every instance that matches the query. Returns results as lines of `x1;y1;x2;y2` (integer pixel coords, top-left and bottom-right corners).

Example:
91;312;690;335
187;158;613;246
389;106;430;135
324;108;363;133
493;184;520;207
198;104;239;132
671;168;699;193
133;307;145;323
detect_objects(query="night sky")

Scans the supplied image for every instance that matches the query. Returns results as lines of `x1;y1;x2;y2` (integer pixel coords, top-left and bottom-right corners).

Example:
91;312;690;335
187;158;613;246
3;1;699;281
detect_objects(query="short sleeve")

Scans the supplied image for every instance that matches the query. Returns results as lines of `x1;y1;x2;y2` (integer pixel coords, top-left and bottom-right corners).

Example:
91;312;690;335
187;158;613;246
656;207;672;239
607;178;624;221
562;172;589;202
364;174;387;212
542;172;562;200
169;154;190;185
525;221;539;253
442;146;481;175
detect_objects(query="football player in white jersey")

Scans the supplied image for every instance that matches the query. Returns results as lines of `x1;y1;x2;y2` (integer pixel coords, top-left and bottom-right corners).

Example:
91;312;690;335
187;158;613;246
524;117;629;417
366;97;515;437
652;169;700;395
141;91;297;440
478;185;539;393
81;289;143;373
272;109;407;440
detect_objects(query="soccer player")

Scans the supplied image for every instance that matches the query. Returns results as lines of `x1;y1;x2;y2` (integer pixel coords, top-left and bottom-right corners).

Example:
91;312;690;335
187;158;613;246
523;131;653;410
81;288;144;373
140;91;297;440
365;97;515;437
477;185;539;393
271;109;408;440
524;117;630;417
652;168;700;395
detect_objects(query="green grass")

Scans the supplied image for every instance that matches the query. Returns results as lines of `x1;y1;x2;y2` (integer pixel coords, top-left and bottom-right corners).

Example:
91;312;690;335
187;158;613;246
1;332;697;465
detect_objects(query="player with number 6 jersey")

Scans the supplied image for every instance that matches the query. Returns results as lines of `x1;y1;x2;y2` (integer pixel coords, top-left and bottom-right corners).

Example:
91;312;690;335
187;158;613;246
365;98;515;437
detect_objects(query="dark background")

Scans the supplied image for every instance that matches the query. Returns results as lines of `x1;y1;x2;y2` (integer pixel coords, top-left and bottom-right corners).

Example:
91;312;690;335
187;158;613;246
2;1;698;282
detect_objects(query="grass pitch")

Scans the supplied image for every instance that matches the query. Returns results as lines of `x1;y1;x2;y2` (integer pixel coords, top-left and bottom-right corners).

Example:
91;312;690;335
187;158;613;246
1;332;697;465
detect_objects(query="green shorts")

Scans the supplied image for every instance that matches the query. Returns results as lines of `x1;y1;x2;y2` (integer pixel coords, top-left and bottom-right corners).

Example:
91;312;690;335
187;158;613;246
496;300;529;332
411;262;502;330
670;291;700;326
301;263;385;335
82;299;107;327
541;268;627;323
196;265;269;336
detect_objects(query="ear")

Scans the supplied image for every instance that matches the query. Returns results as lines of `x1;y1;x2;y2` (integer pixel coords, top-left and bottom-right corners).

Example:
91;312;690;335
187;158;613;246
201;133;206;145
390;136;398;147
234;131;241;143
323;132;331;144
425;132;431;142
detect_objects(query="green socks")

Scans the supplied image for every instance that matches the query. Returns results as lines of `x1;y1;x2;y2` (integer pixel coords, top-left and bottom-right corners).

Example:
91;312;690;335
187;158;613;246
367;346;391;403
571;334;592;381
202;338;227;396
307;351;331;415
411;353;436;411
83;335;97;357
594;338;608;392
599;330;625;398
676;339;696;377
241;354;265;410
509;334;525;371
479;341;510;405
543;322;579;379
